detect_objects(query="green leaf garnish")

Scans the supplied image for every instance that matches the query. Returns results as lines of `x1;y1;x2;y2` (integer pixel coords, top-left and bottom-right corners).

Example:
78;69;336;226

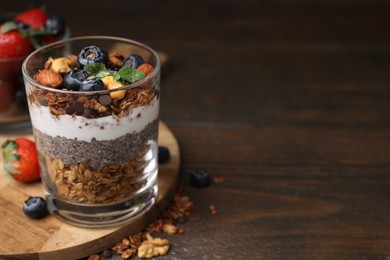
84;62;108;77
112;71;121;82
118;67;145;83
84;62;146;84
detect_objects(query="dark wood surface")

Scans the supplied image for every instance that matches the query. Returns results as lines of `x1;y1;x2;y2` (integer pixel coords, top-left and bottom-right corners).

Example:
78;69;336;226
4;1;390;259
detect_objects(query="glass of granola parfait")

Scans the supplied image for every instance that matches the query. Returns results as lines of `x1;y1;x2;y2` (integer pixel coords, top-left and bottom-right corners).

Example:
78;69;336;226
22;36;161;227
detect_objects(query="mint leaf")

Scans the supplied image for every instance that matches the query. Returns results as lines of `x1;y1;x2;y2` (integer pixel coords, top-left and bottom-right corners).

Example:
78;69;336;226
84;63;109;78
1;22;19;34
112;71;121;82
118;67;145;83
96;70;111;78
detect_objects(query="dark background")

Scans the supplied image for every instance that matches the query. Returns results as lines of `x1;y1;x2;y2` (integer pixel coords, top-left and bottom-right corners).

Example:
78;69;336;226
3;1;390;259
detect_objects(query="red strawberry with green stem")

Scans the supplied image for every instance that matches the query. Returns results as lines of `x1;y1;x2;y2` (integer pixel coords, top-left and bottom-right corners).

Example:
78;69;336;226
14;8;48;29
0;23;33;58
2;138;40;182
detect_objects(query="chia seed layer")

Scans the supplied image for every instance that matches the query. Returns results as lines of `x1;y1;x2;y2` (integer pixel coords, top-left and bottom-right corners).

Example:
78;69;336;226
34;118;159;169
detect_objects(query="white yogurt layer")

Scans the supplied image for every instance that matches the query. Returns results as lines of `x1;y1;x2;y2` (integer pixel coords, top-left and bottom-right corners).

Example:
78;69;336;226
29;98;159;142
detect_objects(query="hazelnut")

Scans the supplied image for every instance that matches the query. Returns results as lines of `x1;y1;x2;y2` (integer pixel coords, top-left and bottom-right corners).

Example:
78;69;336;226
108;52;124;68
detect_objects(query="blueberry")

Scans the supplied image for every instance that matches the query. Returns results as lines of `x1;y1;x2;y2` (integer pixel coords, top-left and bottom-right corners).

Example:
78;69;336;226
122;54;145;68
158;146;170;163
190;169;211;188
63;69;88;90
16;22;30;30
78;46;108;68
102;249;113;258
79;78;105;91
23;196;48;219
45;15;67;37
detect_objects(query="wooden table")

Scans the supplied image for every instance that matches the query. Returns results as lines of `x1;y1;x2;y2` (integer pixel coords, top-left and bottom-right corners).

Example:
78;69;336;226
4;1;390;259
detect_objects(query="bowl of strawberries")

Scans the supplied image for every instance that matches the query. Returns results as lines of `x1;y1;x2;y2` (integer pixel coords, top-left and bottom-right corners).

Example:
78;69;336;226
0;8;69;131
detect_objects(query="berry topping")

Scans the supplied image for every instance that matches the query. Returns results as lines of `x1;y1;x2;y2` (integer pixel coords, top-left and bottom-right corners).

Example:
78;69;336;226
190;169;211;188
23;196;48;219
79;78;105;91
45;15;67;37
158;146;170;163
122;54;145;68
78;46;108;68
63;69;89;90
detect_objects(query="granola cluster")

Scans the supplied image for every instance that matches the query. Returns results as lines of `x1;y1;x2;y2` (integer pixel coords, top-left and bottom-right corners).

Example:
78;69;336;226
46;156;147;204
28;79;158;119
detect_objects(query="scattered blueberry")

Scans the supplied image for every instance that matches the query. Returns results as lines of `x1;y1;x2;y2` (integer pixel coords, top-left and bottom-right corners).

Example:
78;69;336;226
78;46;108;68
122;54;145;68
79;78;105;91
63;69;88;90
45;15;67;37
101;249;113;258
158;146;170;163
190;169;211;188
23;196;48;219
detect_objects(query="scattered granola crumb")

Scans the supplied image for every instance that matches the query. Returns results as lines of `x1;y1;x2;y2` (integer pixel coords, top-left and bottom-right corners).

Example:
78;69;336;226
94;187;199;259
88;255;99;260
177;227;185;234
213;176;225;183
209;203;218;215
111;232;143;258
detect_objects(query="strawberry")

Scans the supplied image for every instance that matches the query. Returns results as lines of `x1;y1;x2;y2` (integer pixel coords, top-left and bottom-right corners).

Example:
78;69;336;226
2;138;40;182
0;24;33;58
14;8;48;29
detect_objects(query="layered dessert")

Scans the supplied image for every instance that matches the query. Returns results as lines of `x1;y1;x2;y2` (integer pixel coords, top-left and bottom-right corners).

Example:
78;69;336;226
25;45;160;205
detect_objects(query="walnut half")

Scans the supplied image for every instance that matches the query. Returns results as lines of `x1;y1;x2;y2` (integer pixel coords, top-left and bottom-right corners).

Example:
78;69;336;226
137;233;170;259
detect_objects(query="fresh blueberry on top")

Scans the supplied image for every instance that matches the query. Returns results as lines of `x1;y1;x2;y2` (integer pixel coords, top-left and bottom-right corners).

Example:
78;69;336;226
79;78;105;91
23;196;48;219
190;169;211;188
78;46;108;68
158;146;170;163
45;15;67;37
63;69;89;90
122;54;145;68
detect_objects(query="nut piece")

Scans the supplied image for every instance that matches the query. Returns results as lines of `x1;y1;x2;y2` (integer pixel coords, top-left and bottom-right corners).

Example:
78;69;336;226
162;223;177;235
108;52;124;68
137;63;154;76
50;55;77;74
34;69;63;88
102;75;126;100
138;233;170;259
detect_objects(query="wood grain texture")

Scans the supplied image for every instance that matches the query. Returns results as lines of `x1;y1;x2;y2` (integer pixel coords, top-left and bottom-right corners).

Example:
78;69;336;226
0;122;180;259
2;1;390;259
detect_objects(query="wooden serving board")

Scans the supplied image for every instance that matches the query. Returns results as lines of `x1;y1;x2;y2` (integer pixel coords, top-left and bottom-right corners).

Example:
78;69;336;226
0;121;180;260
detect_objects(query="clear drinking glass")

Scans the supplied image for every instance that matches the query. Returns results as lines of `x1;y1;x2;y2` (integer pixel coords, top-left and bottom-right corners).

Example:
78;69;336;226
22;36;161;227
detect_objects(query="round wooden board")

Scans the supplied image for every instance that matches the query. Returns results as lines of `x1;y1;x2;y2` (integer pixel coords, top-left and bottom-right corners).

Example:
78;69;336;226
0;121;180;260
